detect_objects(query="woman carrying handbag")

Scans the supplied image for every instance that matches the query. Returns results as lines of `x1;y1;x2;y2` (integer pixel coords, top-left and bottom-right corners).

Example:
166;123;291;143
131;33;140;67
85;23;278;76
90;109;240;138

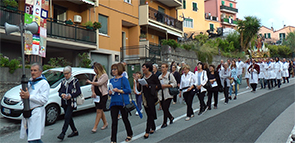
109;64;133;143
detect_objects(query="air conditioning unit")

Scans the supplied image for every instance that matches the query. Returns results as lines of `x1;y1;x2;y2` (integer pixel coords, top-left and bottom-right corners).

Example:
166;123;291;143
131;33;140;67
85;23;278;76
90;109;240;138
74;15;82;23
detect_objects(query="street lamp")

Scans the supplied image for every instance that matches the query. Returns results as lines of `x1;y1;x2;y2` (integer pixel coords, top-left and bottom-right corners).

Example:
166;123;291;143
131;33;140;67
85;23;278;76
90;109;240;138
5;20;39;118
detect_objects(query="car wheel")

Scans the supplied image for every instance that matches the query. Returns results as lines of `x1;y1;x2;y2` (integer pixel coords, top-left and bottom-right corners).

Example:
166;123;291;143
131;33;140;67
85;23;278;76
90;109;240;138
45;104;60;125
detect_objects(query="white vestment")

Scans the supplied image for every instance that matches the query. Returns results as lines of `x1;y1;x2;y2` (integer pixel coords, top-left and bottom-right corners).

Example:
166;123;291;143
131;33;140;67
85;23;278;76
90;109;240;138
282;62;289;77
20;79;49;141
273;61;283;79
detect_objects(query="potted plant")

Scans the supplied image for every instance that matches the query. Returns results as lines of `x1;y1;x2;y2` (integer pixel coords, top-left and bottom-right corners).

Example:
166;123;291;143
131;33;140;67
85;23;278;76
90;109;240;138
82;21;94;30
139;33;147;40
65;19;73;25
3;0;18;11
93;22;101;30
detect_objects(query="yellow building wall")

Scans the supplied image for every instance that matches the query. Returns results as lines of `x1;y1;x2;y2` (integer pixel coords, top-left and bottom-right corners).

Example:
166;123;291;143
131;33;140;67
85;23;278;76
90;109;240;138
98;0;139;52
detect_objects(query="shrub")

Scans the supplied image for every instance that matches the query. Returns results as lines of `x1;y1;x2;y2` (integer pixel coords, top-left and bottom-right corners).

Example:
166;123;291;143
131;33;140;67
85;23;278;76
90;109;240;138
93;22;102;30
3;0;18;8
161;39;179;49
78;53;92;68
48;57;71;67
0;54;20;73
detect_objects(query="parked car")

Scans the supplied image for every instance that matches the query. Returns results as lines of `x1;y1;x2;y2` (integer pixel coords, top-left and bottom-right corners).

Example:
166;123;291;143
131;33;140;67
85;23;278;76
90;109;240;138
0;67;99;125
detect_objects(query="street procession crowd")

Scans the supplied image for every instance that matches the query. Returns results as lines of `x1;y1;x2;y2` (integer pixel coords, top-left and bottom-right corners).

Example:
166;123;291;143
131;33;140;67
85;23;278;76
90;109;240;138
19;57;295;143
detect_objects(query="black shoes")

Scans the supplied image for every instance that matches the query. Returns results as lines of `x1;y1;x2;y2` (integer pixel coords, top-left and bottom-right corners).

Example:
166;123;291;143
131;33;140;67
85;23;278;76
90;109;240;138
161;124;167;128
234;96;237;100
170;117;174;124
229;96;232;100
57;133;65;140
68;131;79;137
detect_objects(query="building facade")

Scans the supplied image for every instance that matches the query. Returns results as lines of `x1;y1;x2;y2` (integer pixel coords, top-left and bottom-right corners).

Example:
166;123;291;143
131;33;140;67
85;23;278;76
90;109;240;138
205;0;238;29
258;25;295;44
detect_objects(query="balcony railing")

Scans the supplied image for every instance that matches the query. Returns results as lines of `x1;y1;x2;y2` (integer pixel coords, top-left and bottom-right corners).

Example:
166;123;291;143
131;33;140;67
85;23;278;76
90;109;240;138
120;44;161;63
220;5;238;13
221;18;238;25
204;13;218;21
0;6;96;44
148;7;183;31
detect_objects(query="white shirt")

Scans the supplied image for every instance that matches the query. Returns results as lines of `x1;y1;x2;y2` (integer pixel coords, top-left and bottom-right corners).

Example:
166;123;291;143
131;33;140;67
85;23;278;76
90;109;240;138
179;71;197;93
236;61;244;76
20;79;49;141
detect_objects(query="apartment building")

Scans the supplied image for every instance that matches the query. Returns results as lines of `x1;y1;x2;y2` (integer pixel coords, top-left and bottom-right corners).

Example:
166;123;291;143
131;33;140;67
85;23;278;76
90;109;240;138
258;25;295;44
205;0;238;29
178;0;220;37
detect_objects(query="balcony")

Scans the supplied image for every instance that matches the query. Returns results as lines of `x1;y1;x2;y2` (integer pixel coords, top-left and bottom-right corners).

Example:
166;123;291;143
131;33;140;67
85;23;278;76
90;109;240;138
120;44;161;63
205;13;218;21
220;5;238;14
0;7;96;44
155;0;182;8
221;18;238;26
139;5;183;35
67;0;96;6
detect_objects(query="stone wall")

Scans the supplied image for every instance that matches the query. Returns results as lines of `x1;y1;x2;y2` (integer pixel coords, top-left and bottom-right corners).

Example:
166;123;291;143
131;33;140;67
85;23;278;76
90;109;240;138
0;67;31;99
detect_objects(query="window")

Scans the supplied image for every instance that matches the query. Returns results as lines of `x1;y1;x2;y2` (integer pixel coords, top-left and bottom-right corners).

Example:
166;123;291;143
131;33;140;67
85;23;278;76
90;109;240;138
183;0;186;9
124;0;131;4
158;6;165;14
183;18;193;28
279;33;286;40
75;74;90;86
264;33;267;39
268;33;271;39
53;5;67;22
192;2;198;11
259;33;262;38
99;14;108;35
221;1;225;5
230;3;233;7
210;23;214;31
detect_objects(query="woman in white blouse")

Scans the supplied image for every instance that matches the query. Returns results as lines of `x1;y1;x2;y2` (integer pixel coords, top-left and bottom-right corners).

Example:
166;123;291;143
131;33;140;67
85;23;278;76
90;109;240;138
194;62;208;115
158;63;177;128
179;65;197;121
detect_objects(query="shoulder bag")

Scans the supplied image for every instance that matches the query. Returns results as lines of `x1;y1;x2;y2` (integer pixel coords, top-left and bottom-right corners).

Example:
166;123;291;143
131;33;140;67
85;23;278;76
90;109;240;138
121;78;136;115
73;79;84;105
203;71;212;89
168;73;179;96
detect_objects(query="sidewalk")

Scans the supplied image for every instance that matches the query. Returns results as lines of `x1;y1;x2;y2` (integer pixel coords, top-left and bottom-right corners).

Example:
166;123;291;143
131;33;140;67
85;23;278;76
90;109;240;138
0;112;20;135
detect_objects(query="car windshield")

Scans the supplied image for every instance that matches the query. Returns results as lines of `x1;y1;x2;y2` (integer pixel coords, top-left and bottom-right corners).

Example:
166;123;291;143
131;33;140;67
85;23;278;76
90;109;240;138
43;70;64;88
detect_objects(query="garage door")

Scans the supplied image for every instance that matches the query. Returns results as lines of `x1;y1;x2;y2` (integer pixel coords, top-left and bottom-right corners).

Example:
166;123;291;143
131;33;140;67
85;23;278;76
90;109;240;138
91;53;109;75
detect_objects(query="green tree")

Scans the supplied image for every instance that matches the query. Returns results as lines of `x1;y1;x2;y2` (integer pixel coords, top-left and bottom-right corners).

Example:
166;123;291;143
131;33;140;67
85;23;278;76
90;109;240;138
237;16;261;52
283;31;295;53
226;31;240;51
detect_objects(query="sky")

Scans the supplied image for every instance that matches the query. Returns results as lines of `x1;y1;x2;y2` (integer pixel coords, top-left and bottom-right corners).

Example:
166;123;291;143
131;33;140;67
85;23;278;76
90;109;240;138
237;0;295;30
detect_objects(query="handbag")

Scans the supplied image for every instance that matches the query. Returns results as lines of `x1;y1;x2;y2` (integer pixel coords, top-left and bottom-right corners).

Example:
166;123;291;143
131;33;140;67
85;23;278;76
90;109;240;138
168;73;179;96
120;78;136;115
202;71;212;89
73;79;84;105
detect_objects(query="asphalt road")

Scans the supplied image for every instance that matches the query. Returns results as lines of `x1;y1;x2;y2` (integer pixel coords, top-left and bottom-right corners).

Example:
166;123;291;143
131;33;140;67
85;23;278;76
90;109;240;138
160;83;295;143
0;79;294;143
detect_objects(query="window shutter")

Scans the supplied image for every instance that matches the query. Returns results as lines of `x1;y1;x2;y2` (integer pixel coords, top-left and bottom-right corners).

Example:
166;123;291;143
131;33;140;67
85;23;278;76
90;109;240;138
183;0;186;9
193;2;197;11
221;1;225;5
264;33;267;38
268;33;271;38
210;24;214;30
230;3;233;7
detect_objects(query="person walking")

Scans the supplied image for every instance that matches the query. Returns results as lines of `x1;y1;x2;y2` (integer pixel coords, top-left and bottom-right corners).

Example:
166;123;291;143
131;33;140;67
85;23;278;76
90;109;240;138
229;61;238;100
248;59;260;92
274;57;283;88
109;64;133;143
179;65;197;121
57;66;81;140
86;63;109;133
219;63;231;104
133;72;143;116
19;63;49;143
244;59;251;89
195;62;208;115
206;65;221;109
171;65;181;104
137;62;161;139
236;57;244;85
158;63;177;128
282;58;289;83
258;59;266;89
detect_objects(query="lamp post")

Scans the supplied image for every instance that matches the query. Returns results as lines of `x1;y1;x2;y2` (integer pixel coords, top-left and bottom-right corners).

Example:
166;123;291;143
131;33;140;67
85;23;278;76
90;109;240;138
5;20;39;118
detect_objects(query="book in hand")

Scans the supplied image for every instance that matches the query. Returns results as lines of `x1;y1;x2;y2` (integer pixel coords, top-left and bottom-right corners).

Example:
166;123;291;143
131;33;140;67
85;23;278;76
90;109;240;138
138;79;148;85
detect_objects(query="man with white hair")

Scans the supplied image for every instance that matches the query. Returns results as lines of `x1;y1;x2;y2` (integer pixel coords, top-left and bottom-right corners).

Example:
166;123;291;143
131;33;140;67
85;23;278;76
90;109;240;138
19;63;49;143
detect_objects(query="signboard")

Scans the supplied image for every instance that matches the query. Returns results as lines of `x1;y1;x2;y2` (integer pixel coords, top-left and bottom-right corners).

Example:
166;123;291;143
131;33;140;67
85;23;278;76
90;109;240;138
24;0;48;58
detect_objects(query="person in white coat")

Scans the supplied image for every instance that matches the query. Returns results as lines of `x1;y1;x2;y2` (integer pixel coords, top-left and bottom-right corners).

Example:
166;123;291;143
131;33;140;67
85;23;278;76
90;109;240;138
274;57;283;88
244;59;251;89
236;57;244;85
282;58;290;83
248;59;260;92
219;63;231;104
19;63;49;143
258;58;266;89
194;62;208;115
270;58;276;87
179;65;197;121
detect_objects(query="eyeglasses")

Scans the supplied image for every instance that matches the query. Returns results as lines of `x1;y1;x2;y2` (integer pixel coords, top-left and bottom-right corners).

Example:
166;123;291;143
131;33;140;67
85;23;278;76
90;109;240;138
63;72;70;75
112;68;117;71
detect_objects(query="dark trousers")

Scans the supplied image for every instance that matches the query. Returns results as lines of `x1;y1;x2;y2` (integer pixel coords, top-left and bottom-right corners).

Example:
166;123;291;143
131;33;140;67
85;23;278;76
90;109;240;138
207;89;218;107
183;90;195;117
267;79;274;89
62;105;77;134
144;106;156;133
173;94;177;102
259;78;266;88
160;98;173;125
277;79;281;88
283;77;289;83
250;83;257;91
110;106;133;142
197;91;206;111
223;87;229;103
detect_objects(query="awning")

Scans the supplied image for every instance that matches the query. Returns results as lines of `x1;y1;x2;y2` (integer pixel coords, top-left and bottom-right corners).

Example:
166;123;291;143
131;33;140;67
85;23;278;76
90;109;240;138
81;0;95;5
148;22;183;37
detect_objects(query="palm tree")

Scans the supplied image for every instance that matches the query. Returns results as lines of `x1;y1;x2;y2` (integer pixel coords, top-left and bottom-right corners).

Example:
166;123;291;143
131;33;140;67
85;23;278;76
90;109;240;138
237;16;261;52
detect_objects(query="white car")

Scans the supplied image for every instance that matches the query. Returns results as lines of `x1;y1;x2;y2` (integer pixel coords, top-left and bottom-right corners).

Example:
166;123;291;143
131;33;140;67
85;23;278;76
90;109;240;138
0;67;99;125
